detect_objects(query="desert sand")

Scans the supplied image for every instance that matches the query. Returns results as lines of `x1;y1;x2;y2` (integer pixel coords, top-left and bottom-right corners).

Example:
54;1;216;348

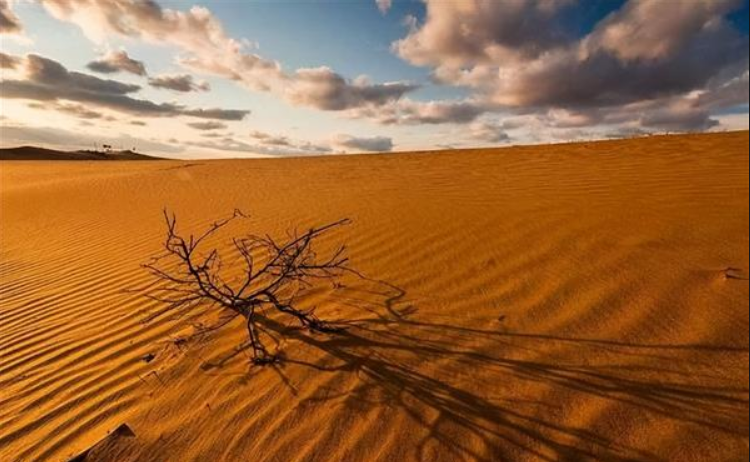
0;131;748;462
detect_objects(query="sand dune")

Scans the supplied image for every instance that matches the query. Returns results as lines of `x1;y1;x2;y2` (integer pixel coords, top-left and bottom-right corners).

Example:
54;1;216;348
0;131;748;462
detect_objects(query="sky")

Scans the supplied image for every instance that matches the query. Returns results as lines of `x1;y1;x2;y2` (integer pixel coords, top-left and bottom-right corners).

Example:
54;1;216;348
0;0;748;159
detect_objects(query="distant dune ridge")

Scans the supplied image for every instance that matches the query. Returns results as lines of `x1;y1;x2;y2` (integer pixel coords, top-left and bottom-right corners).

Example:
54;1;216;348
0;131;748;462
0;146;163;161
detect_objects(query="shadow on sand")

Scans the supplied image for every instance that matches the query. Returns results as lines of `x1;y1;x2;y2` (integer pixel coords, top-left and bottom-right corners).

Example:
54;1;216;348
203;280;749;462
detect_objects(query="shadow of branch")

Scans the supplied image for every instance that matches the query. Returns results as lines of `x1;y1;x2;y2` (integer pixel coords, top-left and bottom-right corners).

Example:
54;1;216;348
205;278;749;461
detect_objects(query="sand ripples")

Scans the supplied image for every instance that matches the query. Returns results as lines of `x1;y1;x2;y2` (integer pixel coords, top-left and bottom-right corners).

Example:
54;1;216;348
1;132;748;461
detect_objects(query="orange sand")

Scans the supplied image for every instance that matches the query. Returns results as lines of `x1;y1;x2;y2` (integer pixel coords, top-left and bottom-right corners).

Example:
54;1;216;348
1;131;748;462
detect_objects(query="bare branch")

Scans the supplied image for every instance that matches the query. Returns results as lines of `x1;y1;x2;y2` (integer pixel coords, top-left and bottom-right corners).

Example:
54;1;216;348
141;209;352;364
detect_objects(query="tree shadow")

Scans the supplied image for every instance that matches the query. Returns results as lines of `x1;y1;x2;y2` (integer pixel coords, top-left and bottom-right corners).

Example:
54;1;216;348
204;280;749;462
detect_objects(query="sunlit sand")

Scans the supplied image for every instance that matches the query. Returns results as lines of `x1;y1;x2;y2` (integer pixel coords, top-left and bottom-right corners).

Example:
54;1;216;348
0;131;748;461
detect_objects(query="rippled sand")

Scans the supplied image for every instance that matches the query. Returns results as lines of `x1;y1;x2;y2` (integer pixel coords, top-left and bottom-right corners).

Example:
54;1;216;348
1;131;748;462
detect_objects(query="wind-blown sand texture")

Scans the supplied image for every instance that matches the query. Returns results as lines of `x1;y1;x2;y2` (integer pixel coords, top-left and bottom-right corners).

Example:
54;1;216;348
1;131;748;462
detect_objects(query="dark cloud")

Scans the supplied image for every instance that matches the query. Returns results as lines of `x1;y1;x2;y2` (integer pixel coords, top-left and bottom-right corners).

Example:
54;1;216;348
287;68;419;111
0;54;250;121
87;50;147;76
640;107;719;132
696;68;750;109
399;100;485;125
396;0;747;110
26;54;141;95
0;0;21;34
149;74;210;93
0;51;20;69
181;108;249;121
53;102;107;120
393;0;748;133
200;131;225;139
27;101;115;121
187;121;227;131
492;27;748;108
332;134;394;152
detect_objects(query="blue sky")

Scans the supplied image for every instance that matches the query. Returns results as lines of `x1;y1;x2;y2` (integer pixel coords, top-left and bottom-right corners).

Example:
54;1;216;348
1;0;748;158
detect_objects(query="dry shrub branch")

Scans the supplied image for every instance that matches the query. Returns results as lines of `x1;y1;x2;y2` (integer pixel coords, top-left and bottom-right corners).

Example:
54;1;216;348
143;210;351;364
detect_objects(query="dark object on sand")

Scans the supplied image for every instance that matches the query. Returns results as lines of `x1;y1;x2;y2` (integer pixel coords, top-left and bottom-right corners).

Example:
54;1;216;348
142;210;352;364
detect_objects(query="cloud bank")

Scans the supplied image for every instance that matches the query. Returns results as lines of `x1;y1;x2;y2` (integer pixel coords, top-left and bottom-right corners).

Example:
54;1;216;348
0;53;250;121
391;0;748;133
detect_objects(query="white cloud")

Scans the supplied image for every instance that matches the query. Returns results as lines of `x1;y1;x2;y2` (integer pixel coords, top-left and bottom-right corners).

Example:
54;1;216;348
40;0;419;112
